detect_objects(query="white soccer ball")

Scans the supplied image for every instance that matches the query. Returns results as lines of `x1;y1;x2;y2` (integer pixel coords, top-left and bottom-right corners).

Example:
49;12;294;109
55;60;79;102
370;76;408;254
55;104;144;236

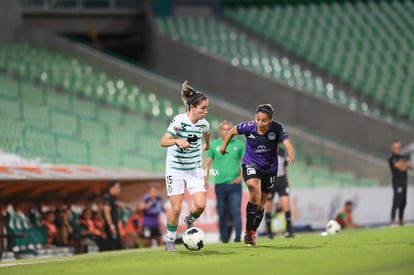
182;227;205;251
326;220;341;235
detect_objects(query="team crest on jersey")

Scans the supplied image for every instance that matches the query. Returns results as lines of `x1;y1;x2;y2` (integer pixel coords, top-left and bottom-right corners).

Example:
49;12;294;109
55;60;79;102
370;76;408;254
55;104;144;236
199;125;206;133
268;132;276;140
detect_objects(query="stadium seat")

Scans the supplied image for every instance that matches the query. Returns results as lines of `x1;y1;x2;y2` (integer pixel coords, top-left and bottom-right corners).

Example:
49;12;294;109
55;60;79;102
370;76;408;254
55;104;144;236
0;43;380;186
224;1;414;122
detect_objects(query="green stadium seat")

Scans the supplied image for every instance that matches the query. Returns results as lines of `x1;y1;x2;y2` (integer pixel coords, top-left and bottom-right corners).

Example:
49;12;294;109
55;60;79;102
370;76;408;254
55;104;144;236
224;1;414;122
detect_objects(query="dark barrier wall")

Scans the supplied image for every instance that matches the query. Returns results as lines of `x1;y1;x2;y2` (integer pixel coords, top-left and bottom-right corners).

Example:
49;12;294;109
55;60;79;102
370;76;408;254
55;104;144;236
146;32;414;157
0;1;21;43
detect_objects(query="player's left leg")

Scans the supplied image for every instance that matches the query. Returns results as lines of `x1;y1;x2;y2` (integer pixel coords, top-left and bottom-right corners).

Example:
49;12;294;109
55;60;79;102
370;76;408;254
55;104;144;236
185;172;207;228
254;173;276;233
399;191;407;226
280;195;293;237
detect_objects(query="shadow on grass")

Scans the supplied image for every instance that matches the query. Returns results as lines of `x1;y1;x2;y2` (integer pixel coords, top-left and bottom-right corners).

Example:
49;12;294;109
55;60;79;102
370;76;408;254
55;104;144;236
177;249;236;256
176;244;322;256
240;245;323;250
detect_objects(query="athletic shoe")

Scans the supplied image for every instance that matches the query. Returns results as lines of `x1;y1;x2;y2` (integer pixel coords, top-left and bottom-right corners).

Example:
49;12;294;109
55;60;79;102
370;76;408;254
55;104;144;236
268;233;274;240
184;216;194;229
165;241;176;252
284;231;295;238
244;230;256;246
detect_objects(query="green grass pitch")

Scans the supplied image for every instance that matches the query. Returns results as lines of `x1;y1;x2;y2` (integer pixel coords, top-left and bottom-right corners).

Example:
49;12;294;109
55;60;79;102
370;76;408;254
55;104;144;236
1;226;413;275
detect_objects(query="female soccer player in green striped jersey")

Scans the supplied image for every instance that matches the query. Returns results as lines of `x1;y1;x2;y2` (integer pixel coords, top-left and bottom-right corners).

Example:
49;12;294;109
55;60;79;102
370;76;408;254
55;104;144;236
160;81;210;252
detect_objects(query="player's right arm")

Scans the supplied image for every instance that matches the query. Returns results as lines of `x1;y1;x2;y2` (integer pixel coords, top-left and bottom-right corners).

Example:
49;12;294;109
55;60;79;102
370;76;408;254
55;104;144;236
160;132;190;149
219;126;239;155
283;138;295;164
103;204;116;235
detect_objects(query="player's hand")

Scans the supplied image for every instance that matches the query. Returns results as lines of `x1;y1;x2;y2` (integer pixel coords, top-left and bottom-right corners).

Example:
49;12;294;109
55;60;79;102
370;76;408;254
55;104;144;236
287;155;295;164
219;146;227;155
233;177;242;184
203;143;210;151
175;139;190;150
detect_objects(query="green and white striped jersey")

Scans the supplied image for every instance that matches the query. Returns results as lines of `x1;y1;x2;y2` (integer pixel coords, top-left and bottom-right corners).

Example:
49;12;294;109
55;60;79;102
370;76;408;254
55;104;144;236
165;113;209;172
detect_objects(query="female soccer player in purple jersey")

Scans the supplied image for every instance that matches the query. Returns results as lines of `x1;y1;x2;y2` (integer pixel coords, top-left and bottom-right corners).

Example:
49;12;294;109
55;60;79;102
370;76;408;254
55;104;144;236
220;104;295;246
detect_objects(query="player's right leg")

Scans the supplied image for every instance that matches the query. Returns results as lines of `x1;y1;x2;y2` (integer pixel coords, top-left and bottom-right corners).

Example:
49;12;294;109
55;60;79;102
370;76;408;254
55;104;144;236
165;173;185;252
242;165;262;246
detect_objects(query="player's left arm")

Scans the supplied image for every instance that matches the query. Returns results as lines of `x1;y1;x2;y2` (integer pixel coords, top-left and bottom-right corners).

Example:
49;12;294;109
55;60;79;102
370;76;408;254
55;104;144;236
283;139;295;164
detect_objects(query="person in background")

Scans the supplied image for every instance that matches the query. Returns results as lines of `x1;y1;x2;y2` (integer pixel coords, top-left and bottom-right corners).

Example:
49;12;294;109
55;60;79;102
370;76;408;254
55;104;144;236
389;140;412;226
78;208;105;252
160;81;210;252
102;181;123;251
40;210;57;246
335;201;360;229
92;210;106;240
139;184;164;248
205;120;244;243
123;208;143;249
265;147;294;238
220;104;295;246
55;205;74;246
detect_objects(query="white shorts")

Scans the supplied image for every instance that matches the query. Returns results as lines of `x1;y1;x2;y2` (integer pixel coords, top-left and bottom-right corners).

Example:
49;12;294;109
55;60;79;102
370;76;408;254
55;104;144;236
165;169;206;197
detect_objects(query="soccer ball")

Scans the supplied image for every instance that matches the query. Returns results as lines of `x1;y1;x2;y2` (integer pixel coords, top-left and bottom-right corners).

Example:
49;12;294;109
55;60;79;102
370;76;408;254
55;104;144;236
326;220;341;235
182;227;205;251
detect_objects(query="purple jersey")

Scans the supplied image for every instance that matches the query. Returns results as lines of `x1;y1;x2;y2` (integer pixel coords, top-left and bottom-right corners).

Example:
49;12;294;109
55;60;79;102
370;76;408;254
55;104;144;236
237;120;288;173
142;195;163;227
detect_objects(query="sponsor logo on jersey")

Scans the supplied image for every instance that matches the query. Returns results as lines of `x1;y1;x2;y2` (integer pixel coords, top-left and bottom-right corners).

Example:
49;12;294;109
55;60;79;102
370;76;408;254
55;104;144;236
254;145;270;153
248;134;255;139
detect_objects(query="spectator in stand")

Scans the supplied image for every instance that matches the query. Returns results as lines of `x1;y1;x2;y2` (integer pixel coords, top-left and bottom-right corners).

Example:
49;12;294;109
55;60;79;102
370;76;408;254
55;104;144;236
78;208;105;252
40;210;57;246
55;205;75;247
123;208;143;249
139;184;164;248
335;201;360;229
92;210;106;239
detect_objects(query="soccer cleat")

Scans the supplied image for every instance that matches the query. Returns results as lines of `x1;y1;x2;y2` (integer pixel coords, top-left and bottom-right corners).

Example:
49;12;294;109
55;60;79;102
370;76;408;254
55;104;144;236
284;231;295;238
244;230;256;246
165;241;176;252
184;216;194;229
